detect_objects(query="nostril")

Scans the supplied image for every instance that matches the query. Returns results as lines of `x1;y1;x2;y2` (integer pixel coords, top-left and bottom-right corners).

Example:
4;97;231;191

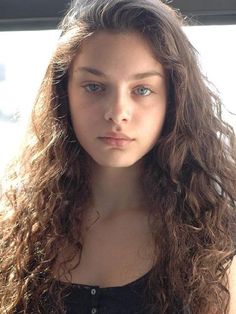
104;109;130;123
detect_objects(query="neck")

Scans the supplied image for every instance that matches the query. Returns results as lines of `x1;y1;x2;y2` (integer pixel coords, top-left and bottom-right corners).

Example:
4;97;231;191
90;160;147;219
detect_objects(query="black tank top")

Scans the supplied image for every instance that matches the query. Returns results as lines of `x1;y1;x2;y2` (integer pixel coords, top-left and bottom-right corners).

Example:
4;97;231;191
50;248;236;313
55;269;182;314
57;270;152;314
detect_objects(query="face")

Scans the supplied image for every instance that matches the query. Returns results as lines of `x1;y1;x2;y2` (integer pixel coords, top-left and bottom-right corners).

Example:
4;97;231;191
68;31;167;168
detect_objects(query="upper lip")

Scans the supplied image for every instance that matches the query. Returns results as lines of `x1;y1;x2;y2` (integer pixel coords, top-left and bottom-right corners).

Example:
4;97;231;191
99;132;133;140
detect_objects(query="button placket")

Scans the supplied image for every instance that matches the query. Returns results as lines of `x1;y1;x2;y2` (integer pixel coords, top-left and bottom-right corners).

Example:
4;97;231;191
91;288;96;295
90;286;100;314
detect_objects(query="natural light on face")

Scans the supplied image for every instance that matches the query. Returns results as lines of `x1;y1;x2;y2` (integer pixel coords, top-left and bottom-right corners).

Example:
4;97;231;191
67;31;167;168
0;25;235;173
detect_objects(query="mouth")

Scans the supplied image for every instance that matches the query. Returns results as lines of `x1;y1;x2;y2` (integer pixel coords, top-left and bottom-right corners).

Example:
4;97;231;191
100;132;133;141
98;137;134;148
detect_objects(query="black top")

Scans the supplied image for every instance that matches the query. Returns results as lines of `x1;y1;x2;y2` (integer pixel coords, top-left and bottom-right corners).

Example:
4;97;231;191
57;270;154;314
51;248;236;314
54;269;184;314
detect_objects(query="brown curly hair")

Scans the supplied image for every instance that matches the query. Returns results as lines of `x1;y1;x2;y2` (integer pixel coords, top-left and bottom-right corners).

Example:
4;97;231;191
1;0;236;313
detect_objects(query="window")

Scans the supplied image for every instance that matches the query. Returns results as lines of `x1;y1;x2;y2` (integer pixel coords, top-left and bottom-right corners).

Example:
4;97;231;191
0;30;60;173
184;25;236;128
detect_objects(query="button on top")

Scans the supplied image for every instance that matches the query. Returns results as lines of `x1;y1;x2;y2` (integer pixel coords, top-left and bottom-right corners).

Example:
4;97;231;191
91;308;97;314
91;288;96;295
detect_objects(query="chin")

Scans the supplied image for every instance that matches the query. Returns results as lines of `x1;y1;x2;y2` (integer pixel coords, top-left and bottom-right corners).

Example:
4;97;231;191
91;155;142;168
95;160;137;168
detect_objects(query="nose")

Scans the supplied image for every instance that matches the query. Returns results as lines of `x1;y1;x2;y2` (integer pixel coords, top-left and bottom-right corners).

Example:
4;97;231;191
104;90;131;125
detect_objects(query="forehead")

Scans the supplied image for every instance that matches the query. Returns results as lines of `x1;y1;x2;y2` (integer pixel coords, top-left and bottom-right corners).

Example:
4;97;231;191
71;31;165;79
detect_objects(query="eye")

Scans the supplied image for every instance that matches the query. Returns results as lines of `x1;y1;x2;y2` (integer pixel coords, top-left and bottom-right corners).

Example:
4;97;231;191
133;86;153;96
82;83;105;93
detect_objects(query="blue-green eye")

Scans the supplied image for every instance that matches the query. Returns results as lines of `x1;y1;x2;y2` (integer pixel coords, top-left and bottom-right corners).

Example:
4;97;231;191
134;86;152;96
83;84;104;93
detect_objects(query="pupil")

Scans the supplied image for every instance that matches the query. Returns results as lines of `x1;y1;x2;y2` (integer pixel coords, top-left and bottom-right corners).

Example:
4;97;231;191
140;87;146;94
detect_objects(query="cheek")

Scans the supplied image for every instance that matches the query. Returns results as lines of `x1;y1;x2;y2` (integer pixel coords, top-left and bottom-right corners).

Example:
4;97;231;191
140;107;166;136
68;93;102;128
69;104;100;139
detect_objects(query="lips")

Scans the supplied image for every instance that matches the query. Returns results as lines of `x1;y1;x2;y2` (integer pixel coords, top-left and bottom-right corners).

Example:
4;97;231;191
98;137;133;147
99;132;133;141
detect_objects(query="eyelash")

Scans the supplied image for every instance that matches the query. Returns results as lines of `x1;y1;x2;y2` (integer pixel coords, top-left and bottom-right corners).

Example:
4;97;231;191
81;83;154;96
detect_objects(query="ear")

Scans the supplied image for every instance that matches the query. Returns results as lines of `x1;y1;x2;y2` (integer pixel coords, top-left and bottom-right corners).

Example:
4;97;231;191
228;255;236;314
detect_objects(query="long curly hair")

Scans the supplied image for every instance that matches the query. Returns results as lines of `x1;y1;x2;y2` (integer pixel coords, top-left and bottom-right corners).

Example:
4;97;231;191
1;0;236;313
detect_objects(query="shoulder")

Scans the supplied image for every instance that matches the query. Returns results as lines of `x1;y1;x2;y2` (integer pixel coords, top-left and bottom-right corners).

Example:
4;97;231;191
228;255;236;314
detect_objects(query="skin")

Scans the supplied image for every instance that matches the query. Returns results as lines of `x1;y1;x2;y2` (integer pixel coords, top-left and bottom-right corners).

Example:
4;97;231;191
68;31;167;219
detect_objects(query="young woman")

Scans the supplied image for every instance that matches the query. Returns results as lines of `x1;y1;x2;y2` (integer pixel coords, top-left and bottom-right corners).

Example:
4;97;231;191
1;0;236;313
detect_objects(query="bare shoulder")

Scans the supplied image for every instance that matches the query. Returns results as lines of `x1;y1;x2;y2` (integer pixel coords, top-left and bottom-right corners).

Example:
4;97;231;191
228;255;236;314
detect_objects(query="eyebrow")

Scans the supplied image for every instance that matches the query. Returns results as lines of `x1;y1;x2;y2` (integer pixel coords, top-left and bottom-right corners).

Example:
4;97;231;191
74;66;164;80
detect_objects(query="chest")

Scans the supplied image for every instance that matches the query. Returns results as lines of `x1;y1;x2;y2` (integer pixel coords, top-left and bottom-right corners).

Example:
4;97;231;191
54;212;156;287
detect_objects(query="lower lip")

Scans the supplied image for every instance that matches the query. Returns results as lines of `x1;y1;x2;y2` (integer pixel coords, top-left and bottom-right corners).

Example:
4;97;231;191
99;137;133;147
